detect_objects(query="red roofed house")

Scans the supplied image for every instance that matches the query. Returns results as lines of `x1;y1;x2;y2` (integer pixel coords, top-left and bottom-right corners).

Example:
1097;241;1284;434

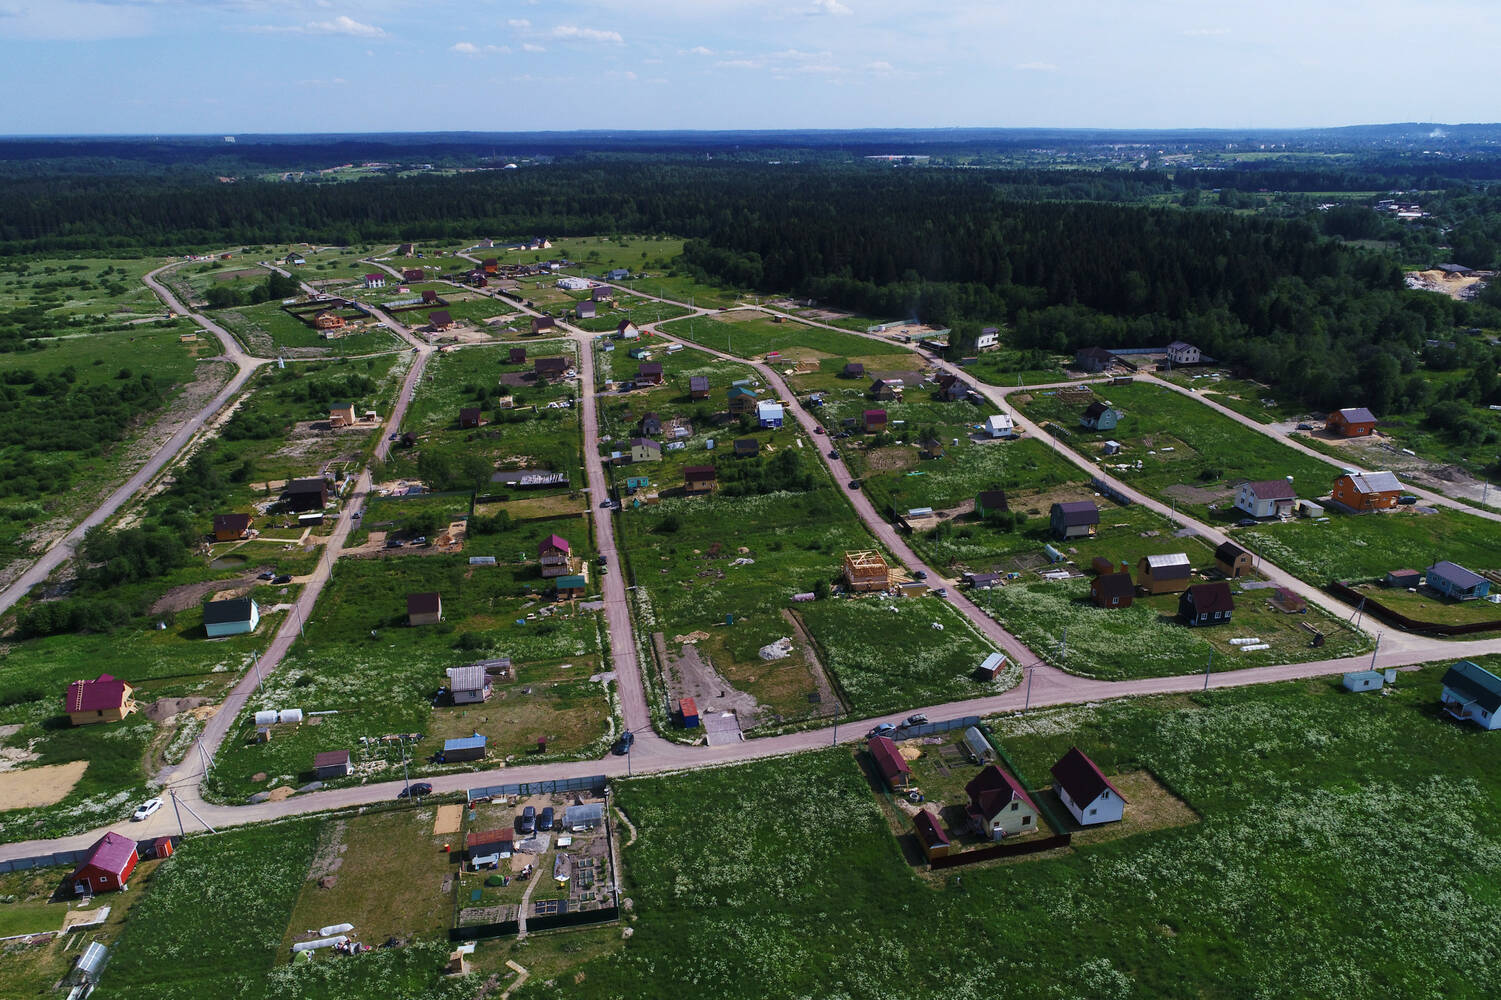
65;674;136;727
678;697;699;729
864;409;888;433
913;809;951;860
407;592;443;627
1327;407;1377;437
71;831;138;896
539;534;573;578
212;513;254;542
867;735;912;790
363;273;386;289
965;765;1039;839
421;289;439;304
404;268;425;283
1050;746;1126;826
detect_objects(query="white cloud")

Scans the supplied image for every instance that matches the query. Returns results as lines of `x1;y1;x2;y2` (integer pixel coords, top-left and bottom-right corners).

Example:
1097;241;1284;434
806;0;851;14
1183;27;1230;36
771;48;830;60
522;41;545;52
553;24;623;43
681;45;714;56
1015;61;1057;71
248;14;385;38
451;41;509;55
714;58;762;69
866;60;893;71
507;18;530;28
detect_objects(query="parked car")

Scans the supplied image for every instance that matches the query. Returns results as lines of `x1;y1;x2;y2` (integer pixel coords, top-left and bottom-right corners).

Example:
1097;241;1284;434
539;806;555;831
1236;518;1257;527
398;782;433;799
866;723;898;739
1398;495;1419;506
813;426;823;434
273;574;292;584
517;805;536;834
259;571;276;581
386;539;404;548
598;554;608;566
913;571;928;580
352;511;362;519
905;713;929;726
932;587;948;598
848;480;862;490
132;798;163;821
829;450;841;460
612;731;635;756
413;536;428;546
1296;422;1314;431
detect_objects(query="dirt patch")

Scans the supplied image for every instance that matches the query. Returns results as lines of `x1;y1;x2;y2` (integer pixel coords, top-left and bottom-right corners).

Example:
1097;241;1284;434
0;760;88;809
654;632;760;726
149;567;272;615
1161;482;1233;505
141;696;212;723
267;786;296;802
781;609;840;716
1007;485;1101;519
865;446;918;474
433;804;463;836
1405;269;1489;300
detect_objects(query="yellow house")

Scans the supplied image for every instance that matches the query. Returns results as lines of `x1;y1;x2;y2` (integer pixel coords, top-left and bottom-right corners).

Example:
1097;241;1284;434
65;674;136;726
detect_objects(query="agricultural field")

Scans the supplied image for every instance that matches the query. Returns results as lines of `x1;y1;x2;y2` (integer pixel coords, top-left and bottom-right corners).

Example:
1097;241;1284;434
1013;380;1339;519
973;572;1370;680
1236;505;1501;583
206;542;610;802
547;235;685;277
524;661;1501;999
215;300;404;357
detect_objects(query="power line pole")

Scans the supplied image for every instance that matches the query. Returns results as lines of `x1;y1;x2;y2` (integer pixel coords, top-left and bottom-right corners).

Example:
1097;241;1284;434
1203;647;1213;691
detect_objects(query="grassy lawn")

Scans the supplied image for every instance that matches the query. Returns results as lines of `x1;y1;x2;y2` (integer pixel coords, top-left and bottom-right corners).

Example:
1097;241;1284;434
1345;580;1501;628
614;274;743;310
959;347;1070;387
519;660;1501;998
1237;506;1501;583
1157;370;1313;424
217;300;404;356
797;596;1018;712
974;575;1370;680
661;311;924;363
1013;380;1337;519
207;546;609;801
0;255;171;317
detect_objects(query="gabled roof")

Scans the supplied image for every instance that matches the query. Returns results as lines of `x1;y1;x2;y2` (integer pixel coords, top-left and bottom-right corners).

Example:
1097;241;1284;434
727;385;758;399
734;438;759;455
1334;407;1377;424
203;595;256;626
1184;581;1234;613
459;407;482;422
629;437;661;451
429;310;454;326
1427;560;1485;589
638;362;663;376
1050;746;1125;807
407;592;442;615
1243;479;1296;500
555;574;587;589
1092;572;1134;601
1215;541;1248;563
684;464;717;480
65;674;131;713
540;534;571;555
213;513;252;534
986;413;1014;429
1082;401;1115;419
447;665;489;692
868;736;910;783
965;765;1036;819
285;477;327;495
1342;470;1403;494
74;832;137;879
1052;501;1099;525
843;362;865;374
913;809;949;848
1076;346;1114;361
864;409;887;421
1144;552;1191;570
976;490;1008;511
689;375;710;391
466;828;514;850
535;356;567;372
1442;660;1501;713
328;401;354;412
443;734;486;752
1166;340;1195;351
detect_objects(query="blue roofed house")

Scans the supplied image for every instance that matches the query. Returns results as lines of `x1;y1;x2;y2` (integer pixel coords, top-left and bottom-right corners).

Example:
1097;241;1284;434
1440;661;1501;730
203;596;260;638
1425;561;1491;601
756;399;785;429
441;734;487;762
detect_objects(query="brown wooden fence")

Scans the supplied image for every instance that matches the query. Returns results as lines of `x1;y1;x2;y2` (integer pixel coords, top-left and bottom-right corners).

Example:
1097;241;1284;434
929;833;1072;869
1328;582;1501;636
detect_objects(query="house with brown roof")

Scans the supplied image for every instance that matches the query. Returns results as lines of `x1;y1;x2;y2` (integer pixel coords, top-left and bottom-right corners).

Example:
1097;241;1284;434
842;362;865;379
1327;407;1377;437
482;258;499;274
868;378;902;400
1138;553;1192;595
421;289;439;304
689;375;710;399
733;438;759;458
213;513;253;542
531;315;557;335
630;438;662;463
936;374;969;402
534;356;568;382
328;402;357;427
283;478;328;512
975;490;1009;519
965;765;1039;839
403;268;425;283
1180;581;1234;625
1215;541;1253;578
407;592;443;627
684;465;718;495
64;674;135;726
863;409;888;433
913;810;951;859
1331;471;1403;512
1235;479;1296;519
363;273;386;289
1074;347;1114;372
867;735;911;789
459;407;483;429
509;346;527;364
591;285;612;302
577;300;597;319
843;550;889;592
313;750;352;779
429;310;455;332
615;319;640;340
1090;571;1134;609
1051;747;1125;825
637;362;664;385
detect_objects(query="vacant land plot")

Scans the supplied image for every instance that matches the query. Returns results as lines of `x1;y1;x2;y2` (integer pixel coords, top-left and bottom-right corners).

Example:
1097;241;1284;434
217;300;404;357
0;255;170;318
529;662;1501;999
662;312;924;365
1237;506;1501;583
1158;371;1312;424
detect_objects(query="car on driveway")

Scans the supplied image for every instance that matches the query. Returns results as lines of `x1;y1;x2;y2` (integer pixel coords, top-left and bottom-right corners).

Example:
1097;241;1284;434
259;571;276;581
398;781;433;799
905;713;929;726
1398;494;1419;506
913;570;928;580
132;798;163;821
273;574;292;584
866;723;898;740
517;806;536;834
539;806;555;831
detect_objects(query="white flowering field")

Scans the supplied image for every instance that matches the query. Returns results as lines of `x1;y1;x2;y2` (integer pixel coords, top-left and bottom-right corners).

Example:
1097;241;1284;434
514;659;1501;1000
1238;506;1500;584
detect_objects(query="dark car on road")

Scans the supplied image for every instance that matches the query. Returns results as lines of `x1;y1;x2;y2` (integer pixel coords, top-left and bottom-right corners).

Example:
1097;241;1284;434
905;713;929;726
913;571;928;580
1236;518;1257;527
612;731;635;756
398;781;433;799
517;805;536;834
848;480;861;490
273;574;292;584
829;450;840;460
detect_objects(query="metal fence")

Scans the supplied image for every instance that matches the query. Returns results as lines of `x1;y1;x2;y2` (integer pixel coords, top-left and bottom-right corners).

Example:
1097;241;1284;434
898;715;981;740
468;775;608;804
1091;477;1135;507
0;849;88;874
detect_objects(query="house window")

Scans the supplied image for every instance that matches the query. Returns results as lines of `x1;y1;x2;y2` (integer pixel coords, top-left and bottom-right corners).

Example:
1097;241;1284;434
1011;802;1018;811
1022;816;1031;826
1088;808;1097;816
1102;791;1109;799
1111;597;1119;606
97;710;103;717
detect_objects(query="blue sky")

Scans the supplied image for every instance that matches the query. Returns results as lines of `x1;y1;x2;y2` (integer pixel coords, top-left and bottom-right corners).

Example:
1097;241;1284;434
0;0;1495;134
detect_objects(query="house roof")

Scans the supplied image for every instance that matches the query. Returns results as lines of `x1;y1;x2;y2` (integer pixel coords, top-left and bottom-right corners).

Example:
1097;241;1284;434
1167;340;1195;351
1185;581;1234;613
285;478;327;496
75;832;137;879
443;735;486;752
459;407;482;421
447;665;489;691
868;736;911;782
727;385;757;399
364;273;384;281
407;592;442;615
534;315;557;327
65;674;131;714
1077;347;1114;361
684;464;717;480
535;356;567;372
1083;401;1114;419
213;513;252;534
986;413;1013;429
466;828;514;850
756;400;784;414
1052;501;1099;525
679;696;698;717
1215;541;1248;564
965;765;1036;818
1143;552;1191;571
1334;407;1377;424
844;362;865;374
203;595;256;626
639;362;663;376
555;575;587;589
689;375;710;391
1427;560;1486;589
566;802;605;823
540;534;571;555
1093;572;1134;601
328;401;354;412
1244;479;1296;500
1442;660;1501;713
864;409;887;421
314;750;350;768
1050;746;1125;807
913;809;949;848
629;438;661;451
1343;471;1403;494
734;438;759;454
976;490;1008;511
429;310;454;326
1387;568;1420;580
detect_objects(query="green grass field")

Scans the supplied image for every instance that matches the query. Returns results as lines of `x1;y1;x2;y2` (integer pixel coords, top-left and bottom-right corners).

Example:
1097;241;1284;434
217;301;404;356
661;311;925;364
1237;506;1501;583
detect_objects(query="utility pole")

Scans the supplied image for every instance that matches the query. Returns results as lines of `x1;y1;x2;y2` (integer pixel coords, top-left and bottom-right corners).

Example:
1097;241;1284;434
195;737;212;776
169;788;186;838
1369;631;1382;671
1203;647;1213;691
251;649;264;690
399;736;412;800
1024;665;1036;712
831;706;839;746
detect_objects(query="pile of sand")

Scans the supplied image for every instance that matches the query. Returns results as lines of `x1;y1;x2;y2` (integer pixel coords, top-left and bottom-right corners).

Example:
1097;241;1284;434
0;760;88;809
899;746;923;762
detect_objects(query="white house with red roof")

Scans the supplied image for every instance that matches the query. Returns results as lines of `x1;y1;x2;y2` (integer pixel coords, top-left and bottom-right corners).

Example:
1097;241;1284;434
363;273;386;289
965;765;1039;839
71;831;139;896
1050;746;1126;826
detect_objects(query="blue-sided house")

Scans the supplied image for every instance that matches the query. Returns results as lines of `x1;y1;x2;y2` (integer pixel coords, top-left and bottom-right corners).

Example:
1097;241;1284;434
442;734;487;763
1441;661;1501;730
203;596;259;638
1425;561;1491;601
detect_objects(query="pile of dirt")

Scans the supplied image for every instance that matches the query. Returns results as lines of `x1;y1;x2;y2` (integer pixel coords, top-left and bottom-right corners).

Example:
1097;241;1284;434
142;696;212;723
150;570;271;615
899;745;923;762
673;630;710;644
267;786;295;802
